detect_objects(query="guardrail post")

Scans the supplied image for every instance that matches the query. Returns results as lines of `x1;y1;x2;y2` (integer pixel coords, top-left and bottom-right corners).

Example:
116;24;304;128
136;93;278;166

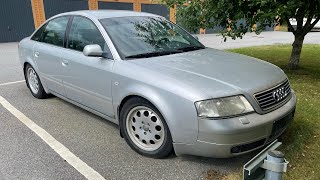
243;140;289;180
265;150;285;180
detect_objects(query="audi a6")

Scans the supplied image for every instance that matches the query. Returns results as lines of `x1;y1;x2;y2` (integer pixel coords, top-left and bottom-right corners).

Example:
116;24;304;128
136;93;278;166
18;10;296;158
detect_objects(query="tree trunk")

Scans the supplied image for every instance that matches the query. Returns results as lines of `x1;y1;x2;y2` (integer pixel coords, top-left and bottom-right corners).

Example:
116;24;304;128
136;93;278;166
288;35;305;69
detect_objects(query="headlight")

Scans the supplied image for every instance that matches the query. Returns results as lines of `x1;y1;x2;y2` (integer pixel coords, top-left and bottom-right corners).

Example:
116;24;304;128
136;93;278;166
195;95;254;118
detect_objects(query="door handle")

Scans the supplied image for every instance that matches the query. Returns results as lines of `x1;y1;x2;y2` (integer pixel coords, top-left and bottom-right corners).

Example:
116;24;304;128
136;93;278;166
34;52;39;57
62;60;69;66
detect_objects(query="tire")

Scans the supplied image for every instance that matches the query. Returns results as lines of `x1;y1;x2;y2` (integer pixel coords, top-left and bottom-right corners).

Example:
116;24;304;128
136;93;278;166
120;97;173;158
25;64;48;99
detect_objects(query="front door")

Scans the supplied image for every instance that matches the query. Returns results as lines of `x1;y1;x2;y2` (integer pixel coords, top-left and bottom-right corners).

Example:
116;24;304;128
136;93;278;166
61;16;115;117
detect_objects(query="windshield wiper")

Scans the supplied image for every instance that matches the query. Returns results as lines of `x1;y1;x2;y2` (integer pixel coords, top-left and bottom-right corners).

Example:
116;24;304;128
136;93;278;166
177;46;205;52
125;50;183;59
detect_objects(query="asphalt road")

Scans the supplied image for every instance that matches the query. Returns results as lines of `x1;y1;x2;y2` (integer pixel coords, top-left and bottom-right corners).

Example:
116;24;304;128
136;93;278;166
1;32;319;180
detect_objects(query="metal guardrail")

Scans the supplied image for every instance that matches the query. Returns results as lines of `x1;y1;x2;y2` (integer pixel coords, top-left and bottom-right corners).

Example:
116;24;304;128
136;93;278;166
243;139;288;180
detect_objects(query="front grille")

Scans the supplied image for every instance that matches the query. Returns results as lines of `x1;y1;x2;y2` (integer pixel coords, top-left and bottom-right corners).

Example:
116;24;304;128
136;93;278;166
254;79;291;111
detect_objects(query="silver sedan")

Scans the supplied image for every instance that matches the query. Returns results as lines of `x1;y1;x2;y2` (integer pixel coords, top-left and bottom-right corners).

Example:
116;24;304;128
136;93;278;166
18;10;296;158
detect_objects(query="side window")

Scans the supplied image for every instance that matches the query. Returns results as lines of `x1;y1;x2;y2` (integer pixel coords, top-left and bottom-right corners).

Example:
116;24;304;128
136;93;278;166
31;24;46;41
68;16;106;52
41;16;69;47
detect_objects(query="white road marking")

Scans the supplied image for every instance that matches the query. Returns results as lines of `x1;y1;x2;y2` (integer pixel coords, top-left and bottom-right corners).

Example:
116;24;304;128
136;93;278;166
0;96;106;180
0;80;25;86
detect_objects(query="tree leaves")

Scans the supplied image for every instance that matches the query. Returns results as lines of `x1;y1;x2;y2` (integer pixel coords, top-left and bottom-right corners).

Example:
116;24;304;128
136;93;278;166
163;0;320;40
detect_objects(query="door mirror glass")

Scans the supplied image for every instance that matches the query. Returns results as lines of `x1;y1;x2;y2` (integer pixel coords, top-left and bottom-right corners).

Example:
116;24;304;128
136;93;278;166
83;44;103;57
193;35;199;41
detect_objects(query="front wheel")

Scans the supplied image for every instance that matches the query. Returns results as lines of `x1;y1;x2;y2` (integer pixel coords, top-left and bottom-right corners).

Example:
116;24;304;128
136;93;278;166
25;64;48;99
120;97;173;158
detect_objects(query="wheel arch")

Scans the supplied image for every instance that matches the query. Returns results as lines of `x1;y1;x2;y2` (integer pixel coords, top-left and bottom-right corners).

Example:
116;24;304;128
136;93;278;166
116;91;175;141
23;61;49;94
117;94;168;128
113;82;199;145
118;95;141;118
23;62;29;84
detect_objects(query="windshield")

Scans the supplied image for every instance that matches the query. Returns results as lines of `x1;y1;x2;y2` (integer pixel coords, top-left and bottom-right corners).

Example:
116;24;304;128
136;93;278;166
100;16;205;59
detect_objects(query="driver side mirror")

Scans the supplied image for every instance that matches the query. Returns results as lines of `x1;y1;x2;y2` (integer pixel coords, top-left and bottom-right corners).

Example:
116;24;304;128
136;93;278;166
83;44;104;57
192;35;199;41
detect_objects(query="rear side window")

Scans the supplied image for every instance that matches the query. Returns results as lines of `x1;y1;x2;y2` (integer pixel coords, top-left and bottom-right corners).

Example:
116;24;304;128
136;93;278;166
41;16;69;47
31;24;46;41
67;16;105;52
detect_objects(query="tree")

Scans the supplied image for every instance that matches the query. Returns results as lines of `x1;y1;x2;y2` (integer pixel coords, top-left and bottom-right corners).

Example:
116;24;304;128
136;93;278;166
164;0;320;69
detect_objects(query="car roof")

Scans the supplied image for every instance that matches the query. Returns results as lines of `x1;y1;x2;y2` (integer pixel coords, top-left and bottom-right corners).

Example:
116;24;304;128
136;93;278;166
57;10;159;20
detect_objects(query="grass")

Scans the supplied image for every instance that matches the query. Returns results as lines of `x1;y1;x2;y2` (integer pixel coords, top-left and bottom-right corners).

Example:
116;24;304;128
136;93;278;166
222;44;320;180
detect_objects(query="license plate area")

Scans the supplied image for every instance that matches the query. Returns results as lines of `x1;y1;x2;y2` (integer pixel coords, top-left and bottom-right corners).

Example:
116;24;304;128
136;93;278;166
268;110;294;142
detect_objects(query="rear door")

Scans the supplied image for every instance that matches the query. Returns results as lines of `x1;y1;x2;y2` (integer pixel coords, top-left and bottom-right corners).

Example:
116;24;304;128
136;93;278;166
61;16;115;117
33;16;70;96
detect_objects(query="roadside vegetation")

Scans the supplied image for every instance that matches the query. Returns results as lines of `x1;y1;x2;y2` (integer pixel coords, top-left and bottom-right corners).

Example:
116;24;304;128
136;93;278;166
220;44;320;180
165;0;320;69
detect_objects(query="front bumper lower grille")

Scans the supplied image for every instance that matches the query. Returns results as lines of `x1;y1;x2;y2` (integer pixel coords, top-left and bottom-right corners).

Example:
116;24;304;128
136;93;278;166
231;138;266;154
254;79;291;111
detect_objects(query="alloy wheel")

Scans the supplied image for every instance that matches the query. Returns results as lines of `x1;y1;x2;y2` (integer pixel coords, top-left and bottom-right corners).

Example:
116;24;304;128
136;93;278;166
27;67;39;94
126;106;165;151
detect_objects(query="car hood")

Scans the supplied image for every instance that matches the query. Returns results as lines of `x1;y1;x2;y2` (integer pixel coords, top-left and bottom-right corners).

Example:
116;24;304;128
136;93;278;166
130;48;287;99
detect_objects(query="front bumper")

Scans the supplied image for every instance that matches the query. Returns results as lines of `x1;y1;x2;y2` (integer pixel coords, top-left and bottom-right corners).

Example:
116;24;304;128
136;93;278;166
173;92;296;158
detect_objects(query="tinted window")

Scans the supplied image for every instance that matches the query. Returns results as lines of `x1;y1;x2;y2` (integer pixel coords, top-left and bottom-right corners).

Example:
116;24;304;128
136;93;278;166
31;24;46;41
68;16;105;52
41;16;69;47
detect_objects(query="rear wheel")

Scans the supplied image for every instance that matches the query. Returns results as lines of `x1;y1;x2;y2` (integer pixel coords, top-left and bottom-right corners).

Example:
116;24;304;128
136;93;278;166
25;64;48;99
120;97;173;158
